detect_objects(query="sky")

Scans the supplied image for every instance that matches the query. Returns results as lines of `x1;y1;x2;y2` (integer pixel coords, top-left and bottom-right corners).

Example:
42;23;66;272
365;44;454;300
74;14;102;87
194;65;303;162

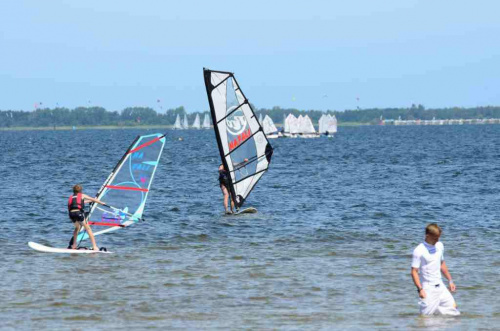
1;0;499;112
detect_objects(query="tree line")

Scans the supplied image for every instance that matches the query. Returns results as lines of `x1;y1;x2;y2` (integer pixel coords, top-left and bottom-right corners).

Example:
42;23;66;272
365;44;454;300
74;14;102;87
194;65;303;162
1;104;500;128
0;106;195;128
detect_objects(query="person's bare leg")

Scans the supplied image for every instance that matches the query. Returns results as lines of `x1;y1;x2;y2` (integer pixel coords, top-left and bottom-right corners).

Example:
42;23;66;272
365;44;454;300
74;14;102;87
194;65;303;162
221;185;229;213
82;221;99;251
230;194;235;212
72;222;80;249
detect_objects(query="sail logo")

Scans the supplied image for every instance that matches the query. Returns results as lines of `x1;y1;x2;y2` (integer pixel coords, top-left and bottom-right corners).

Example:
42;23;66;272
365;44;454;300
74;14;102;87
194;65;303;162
226;109;247;136
132;152;144;159
132;163;151;171
229;128;252;151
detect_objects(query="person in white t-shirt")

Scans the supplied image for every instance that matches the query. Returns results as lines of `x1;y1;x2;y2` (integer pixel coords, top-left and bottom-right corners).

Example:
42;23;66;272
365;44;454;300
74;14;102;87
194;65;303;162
411;223;460;316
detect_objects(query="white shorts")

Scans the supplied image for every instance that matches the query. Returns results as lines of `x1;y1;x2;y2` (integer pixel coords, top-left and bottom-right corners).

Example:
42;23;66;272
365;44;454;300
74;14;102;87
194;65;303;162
419;283;460;316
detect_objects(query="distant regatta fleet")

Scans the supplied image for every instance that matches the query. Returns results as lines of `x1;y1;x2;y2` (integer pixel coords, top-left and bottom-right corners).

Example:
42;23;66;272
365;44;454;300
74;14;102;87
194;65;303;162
282;113;338;138
173;112;338;138
173;113;211;129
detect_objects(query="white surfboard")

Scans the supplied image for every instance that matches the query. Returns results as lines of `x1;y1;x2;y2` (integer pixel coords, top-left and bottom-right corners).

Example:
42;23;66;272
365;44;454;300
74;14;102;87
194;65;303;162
28;242;112;254
234;207;258;215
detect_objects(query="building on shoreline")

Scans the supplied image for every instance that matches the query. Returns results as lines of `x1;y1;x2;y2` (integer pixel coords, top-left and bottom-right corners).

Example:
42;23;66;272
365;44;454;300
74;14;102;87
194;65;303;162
383;116;500;125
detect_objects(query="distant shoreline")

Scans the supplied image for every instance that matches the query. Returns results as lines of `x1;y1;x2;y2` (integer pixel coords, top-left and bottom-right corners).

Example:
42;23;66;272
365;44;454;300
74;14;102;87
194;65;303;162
0;122;367;131
0;125;175;131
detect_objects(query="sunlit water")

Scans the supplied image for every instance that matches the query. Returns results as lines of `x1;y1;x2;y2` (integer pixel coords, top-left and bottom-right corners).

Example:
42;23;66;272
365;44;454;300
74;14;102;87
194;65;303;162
1;125;499;329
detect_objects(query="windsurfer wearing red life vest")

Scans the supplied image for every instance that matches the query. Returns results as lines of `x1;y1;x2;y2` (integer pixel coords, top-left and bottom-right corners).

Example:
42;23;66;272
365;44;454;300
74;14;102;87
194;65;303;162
68;184;107;250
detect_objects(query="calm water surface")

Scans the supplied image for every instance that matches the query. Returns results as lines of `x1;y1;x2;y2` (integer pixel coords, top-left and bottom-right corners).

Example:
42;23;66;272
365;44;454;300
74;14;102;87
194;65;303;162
0;125;499;330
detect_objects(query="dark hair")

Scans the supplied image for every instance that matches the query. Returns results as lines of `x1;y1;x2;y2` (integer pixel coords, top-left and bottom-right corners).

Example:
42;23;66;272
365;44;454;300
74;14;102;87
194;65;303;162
73;184;82;194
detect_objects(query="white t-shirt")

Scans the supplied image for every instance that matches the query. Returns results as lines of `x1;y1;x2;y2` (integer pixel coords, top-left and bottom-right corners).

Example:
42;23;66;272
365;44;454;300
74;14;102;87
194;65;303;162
411;241;444;285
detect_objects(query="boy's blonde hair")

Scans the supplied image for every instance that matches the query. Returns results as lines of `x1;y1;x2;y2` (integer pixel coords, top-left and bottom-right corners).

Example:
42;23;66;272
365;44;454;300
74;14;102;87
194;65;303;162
425;223;442;236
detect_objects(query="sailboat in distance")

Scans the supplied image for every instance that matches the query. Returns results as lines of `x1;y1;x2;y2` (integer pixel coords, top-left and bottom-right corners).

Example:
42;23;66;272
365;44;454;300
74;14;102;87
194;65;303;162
202;113;211;129
192;114;201;129
284;114;299;138
263;115;279;139
203;68;273;212
174;114;183;129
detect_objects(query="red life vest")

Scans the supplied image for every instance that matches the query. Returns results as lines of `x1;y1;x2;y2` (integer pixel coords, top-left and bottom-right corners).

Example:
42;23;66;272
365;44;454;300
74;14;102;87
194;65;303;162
68;193;84;211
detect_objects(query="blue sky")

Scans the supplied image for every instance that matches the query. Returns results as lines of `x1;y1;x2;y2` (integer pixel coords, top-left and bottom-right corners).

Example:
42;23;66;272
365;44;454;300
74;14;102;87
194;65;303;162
1;0;499;112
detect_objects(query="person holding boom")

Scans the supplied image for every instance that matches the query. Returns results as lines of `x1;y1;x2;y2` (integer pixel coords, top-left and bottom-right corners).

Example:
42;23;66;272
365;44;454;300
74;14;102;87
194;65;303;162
68;184;107;250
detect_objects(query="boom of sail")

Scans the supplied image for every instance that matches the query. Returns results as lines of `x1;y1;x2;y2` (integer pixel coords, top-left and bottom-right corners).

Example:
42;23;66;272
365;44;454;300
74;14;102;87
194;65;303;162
75;133;166;245
203;68;273;208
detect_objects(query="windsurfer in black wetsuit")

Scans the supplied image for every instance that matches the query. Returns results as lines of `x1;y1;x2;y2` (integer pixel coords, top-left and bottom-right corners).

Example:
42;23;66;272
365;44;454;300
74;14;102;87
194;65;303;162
68;184;107;250
219;164;234;214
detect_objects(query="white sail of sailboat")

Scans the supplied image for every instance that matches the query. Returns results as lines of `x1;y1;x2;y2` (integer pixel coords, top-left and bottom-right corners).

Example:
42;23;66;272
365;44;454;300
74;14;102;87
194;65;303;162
301;115;319;138
174;114;183;129
296;115;304;135
325;115;337;136
192;114;201;129
318;115;325;134
202;114;211;128
318;114;337;136
183;114;189;129
297;115;318;138
263;115;279;139
284;114;299;138
258;113;263;124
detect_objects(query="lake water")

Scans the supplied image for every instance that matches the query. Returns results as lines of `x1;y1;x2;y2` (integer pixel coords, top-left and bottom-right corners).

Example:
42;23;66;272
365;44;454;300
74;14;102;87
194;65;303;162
0;125;499;330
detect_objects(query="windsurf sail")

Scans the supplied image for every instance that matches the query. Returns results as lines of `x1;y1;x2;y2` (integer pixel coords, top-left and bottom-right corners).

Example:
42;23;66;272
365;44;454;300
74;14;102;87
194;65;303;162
203;68;273;208
74;133;166;246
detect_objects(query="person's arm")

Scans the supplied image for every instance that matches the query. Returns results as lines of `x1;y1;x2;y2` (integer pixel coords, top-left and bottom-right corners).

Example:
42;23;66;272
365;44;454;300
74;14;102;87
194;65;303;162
82;194;106;206
441;261;456;292
411;267;426;299
411;247;425;299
